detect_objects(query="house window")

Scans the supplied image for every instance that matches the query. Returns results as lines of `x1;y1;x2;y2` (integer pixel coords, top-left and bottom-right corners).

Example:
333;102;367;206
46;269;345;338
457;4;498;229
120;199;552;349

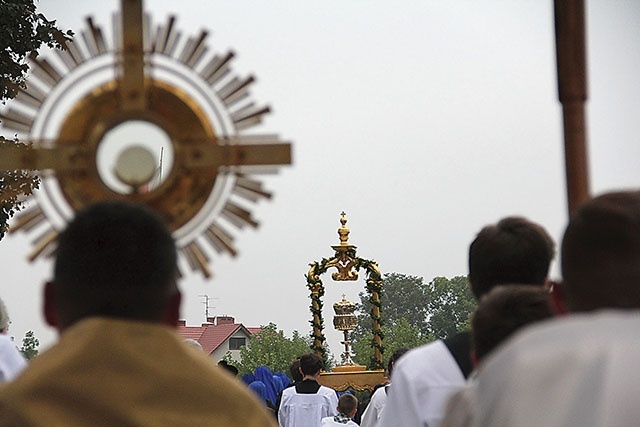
229;337;246;350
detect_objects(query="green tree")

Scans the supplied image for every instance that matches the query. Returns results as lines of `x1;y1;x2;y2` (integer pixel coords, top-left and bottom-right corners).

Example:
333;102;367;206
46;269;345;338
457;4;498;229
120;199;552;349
226;323;312;378
0;0;72;239
19;330;39;360
1;0;72;100
355;273;429;335
352;318;429;369
425;276;476;340
351;273;476;368
352;273;431;368
0;138;40;239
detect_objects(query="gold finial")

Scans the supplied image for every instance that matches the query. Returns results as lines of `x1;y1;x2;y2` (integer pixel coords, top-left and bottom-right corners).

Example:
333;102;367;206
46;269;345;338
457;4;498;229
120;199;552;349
338;211;350;246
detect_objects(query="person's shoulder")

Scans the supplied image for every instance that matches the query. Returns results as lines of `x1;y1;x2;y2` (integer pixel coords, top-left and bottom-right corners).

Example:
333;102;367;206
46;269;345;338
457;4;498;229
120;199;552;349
281;385;296;397
397;339;448;363
392;339;454;375
320;416;355;427
319;384;334;392
473;312;640;427
544;310;640;342
320;416;334;426
0;335;25;360
0;337;277;427
0;334;15;347
441;384;478;427
371;383;384;399
0;337;63;395
482;310;640;377
477;316;562;381
475;313;622;393
370;385;387;401
319;385;338;397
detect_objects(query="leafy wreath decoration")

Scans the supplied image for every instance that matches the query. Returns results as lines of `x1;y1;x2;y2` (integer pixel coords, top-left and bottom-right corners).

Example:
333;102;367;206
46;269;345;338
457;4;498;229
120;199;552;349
305;255;384;370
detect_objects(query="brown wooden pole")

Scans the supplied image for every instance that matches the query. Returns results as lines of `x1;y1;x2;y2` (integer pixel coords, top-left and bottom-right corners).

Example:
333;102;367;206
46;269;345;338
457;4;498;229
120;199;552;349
554;0;590;215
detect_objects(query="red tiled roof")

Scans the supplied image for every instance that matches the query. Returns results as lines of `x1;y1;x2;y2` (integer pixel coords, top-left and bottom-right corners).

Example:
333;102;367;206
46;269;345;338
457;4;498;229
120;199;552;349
176;320;259;355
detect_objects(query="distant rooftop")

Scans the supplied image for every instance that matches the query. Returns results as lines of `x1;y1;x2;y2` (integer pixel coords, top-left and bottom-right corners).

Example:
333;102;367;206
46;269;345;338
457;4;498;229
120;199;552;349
176;316;259;355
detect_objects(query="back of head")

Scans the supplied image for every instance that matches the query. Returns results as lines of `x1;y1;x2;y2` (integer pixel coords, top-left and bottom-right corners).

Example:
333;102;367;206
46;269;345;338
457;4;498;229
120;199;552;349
337;393;358;416
468;216;555;299
561;191;640;311
185;339;204;351
299;353;323;376
472;285;553;362
53;200;178;328
218;360;239;376
289;358;303;382
387;347;409;377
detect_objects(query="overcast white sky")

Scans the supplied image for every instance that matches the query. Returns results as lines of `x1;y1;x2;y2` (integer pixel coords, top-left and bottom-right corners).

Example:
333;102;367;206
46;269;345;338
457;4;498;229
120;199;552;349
2;1;640;356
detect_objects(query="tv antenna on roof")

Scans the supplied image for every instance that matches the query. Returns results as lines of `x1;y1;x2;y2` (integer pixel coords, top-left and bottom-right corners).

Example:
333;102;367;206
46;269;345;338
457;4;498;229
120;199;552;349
199;294;219;321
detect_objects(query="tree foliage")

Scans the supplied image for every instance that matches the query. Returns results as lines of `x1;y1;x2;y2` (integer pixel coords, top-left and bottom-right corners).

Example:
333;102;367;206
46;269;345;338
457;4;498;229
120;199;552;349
352;273;476;368
425;276;476;340
354;273;428;336
0;138;39;239
19;330;39;360
0;0;72;100
226;323;312;378
352;273;430;367
0;0;72;239
352;317;429;369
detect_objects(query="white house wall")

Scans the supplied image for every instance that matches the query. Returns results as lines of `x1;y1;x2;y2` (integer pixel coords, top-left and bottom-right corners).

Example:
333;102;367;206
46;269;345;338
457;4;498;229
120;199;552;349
210;329;251;363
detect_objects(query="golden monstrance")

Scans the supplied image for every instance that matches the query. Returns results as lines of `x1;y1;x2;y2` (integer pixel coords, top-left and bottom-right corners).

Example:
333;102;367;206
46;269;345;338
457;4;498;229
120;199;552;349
0;0;291;278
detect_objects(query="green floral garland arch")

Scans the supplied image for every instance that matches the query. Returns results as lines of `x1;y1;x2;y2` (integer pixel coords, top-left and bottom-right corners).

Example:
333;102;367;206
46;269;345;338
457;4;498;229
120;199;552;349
306;254;384;370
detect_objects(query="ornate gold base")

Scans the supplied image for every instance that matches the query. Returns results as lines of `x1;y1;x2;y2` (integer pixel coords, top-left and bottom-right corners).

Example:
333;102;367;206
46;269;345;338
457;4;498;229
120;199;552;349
332;364;367;373
318;369;387;392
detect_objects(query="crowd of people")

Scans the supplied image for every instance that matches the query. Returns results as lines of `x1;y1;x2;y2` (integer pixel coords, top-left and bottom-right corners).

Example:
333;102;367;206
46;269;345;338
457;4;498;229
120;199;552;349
0;190;639;426
241;365;292;415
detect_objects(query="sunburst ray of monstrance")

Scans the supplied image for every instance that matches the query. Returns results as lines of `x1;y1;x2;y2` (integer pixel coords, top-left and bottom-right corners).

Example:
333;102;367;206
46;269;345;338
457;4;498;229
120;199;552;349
0;0;292;278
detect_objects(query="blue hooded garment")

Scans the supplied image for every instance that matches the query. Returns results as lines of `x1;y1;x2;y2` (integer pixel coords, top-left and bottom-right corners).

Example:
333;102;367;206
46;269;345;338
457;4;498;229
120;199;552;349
248;380;269;404
254;365;278;405
272;374;284;394
275;372;291;388
241;373;256;385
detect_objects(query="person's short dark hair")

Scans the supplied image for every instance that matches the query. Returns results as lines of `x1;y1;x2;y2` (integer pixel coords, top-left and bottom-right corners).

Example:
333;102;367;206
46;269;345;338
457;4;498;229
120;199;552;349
53;200;178;327
468;216;555;299
289;358;303;382
299;353;323;376
472;285;553;361
387;347;409;377
561;191;640;311
337;393;358;416
218;360;239;376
